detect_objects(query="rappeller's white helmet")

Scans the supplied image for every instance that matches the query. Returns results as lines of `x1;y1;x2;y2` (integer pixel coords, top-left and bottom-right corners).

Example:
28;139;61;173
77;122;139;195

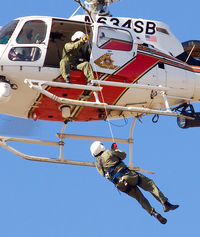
71;31;85;42
90;141;105;157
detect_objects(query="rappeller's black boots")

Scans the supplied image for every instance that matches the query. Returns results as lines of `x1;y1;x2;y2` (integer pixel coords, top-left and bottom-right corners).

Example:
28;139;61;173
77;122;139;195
152;210;167;224
163;201;179;212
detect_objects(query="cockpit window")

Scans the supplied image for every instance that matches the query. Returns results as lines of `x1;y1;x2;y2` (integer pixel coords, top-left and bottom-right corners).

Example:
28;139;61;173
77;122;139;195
0;20;19;44
16;20;47;44
8;47;41;61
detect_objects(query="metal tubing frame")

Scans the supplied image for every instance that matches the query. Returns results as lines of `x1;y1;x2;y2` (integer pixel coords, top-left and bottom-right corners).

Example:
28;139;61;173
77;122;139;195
24;79;102;92
128;117;136;168
24;79;193;120
7;78;190;172
57;118;155;174
0;133;129;168
160;90;171;112
91;80;170;91
57;133;129;143
0;117;154;173
0;135;95;167
128;118;155;174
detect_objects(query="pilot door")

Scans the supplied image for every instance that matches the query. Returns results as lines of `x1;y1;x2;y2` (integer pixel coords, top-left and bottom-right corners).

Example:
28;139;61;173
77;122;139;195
1;18;51;67
90;23;138;75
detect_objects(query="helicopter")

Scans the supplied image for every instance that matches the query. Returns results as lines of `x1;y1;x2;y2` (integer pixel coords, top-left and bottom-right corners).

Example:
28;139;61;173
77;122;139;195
0;0;200;172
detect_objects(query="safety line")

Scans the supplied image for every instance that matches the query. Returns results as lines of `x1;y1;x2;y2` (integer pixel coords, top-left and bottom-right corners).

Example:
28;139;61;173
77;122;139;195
83;15;115;143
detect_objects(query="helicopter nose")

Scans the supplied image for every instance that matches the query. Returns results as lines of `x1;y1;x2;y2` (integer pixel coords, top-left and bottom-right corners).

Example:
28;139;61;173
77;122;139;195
0;45;6;61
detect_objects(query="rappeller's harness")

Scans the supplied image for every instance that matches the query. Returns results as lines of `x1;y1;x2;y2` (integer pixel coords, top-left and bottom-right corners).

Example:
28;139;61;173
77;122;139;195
99;159;129;185
97;156;137;194
106;165;129;185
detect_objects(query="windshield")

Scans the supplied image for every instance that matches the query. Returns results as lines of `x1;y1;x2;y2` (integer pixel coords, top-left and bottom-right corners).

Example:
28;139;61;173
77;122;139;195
16;20;47;44
0;20;19;44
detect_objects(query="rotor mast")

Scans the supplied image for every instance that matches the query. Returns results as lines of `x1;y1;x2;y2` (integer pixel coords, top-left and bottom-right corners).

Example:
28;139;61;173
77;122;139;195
87;0;110;15
75;0;120;17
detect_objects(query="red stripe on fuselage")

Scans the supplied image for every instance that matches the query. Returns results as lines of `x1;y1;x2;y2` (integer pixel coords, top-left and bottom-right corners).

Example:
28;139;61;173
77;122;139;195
74;53;159;121
30;47;187;122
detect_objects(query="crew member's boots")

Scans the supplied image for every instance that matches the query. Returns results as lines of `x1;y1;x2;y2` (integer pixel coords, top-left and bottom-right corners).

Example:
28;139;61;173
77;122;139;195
83;80;97;97
65;76;71;83
152;210;167;224
82;90;91;96
163;201;179;212
87;81;98;86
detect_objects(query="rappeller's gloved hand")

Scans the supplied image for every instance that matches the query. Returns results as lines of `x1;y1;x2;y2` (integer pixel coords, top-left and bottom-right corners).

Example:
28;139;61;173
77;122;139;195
81;34;89;42
111;142;118;151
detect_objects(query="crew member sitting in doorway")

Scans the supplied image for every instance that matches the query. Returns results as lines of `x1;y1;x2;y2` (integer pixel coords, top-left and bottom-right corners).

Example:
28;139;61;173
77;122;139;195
60;31;94;84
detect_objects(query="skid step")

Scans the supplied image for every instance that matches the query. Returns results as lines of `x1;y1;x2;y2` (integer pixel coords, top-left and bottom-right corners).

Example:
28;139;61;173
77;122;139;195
24;79;102;92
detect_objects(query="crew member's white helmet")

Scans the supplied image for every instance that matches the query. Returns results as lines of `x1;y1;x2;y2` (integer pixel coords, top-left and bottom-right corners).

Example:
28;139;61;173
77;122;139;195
71;31;85;42
90;141;105;157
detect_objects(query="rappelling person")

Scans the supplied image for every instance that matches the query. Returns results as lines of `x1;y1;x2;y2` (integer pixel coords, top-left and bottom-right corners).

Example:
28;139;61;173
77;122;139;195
60;31;94;84
90;141;179;224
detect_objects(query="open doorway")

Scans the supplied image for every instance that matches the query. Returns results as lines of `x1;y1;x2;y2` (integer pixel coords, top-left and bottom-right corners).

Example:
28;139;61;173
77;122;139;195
44;18;91;68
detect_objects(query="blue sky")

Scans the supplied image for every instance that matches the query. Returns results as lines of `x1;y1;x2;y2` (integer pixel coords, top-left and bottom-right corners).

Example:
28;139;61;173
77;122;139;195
0;0;200;236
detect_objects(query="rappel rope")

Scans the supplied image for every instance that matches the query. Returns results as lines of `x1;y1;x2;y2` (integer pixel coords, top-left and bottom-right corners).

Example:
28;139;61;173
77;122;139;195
185;44;195;63
83;12;116;143
70;6;81;18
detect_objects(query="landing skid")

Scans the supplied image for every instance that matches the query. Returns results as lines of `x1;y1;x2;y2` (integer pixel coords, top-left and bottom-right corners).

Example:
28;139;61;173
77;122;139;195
1;78;195;173
0;118;154;174
0;79;194;173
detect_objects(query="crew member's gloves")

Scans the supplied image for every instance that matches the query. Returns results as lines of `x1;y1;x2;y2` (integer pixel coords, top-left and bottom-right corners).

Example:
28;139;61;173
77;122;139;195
111;143;118;150
81;34;89;42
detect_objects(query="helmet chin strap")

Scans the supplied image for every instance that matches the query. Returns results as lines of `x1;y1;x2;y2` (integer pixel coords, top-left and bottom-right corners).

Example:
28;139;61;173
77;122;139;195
95;150;104;157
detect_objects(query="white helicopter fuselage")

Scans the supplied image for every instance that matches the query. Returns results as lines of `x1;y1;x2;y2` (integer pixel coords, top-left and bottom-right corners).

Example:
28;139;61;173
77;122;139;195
0;14;200;122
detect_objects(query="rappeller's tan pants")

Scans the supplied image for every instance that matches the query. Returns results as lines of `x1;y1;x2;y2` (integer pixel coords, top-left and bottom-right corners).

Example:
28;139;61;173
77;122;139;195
116;171;168;215
60;59;94;84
